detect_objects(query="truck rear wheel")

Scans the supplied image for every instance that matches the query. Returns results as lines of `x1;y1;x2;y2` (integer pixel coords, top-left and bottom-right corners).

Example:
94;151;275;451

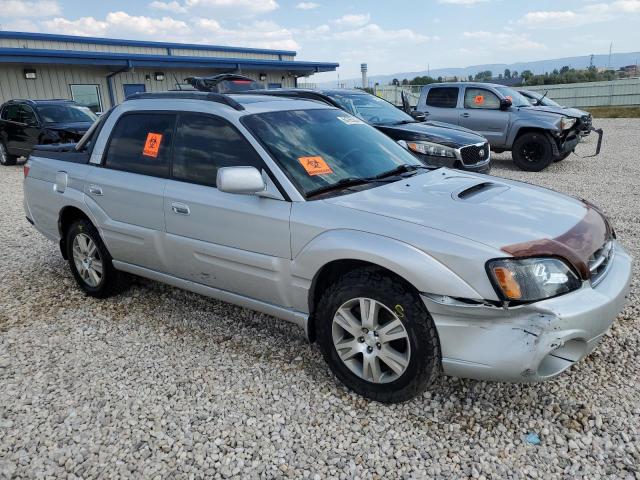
316;267;441;403
512;132;554;171
65;219;129;298
0;142;17;166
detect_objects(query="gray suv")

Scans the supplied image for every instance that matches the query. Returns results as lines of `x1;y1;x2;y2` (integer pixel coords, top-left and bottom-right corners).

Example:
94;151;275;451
23;91;631;402
415;82;601;171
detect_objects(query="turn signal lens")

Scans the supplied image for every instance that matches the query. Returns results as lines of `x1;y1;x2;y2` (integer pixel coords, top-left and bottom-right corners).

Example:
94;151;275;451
23;164;30;178
492;266;522;300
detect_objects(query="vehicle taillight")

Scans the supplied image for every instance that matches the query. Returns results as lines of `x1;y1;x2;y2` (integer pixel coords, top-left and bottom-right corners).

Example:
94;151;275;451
23;164;30;178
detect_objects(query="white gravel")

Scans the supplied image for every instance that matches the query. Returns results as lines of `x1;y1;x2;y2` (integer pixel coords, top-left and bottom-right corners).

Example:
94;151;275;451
1;118;639;479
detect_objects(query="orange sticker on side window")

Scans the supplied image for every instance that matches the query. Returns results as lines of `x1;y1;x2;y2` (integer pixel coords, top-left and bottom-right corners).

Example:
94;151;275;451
142;132;163;158
474;95;485;105
298;156;333;176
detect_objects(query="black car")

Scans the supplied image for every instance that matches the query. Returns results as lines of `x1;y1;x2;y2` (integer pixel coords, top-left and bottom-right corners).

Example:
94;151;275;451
0;99;97;166
242;88;491;173
184;74;265;94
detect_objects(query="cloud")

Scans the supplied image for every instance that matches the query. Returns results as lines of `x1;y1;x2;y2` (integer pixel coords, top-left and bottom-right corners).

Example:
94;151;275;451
184;0;278;14
334;24;429;43
332;13;371;27
195;18;299;50
296;2;319;9
0;0;60;17
148;1;188;13
519;0;640;28
462;30;546;52
42;16;108;36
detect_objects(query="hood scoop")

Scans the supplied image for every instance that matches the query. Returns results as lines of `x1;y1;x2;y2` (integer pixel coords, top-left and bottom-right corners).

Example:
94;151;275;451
454;181;510;202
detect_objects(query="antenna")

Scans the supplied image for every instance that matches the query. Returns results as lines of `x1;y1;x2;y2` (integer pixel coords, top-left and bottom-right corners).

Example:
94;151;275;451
173;73;182;91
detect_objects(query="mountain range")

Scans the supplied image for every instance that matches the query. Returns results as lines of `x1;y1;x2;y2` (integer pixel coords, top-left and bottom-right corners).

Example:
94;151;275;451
318;52;640;87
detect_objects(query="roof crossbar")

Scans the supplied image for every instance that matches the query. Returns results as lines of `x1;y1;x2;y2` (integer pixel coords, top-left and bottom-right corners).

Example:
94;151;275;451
124;91;245;111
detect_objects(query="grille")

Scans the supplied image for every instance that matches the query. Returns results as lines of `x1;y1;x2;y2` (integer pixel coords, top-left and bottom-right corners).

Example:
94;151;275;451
589;240;614;286
460;143;489;166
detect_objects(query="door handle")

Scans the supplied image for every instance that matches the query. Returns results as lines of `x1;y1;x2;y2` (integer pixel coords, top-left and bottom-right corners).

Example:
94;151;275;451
171;202;190;215
88;185;103;196
461;113;471;118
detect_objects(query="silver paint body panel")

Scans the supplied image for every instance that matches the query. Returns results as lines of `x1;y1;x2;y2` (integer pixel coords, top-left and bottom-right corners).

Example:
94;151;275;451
23;94;633;383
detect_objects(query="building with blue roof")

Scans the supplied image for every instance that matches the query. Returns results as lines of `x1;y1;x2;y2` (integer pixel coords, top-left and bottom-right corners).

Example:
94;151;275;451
0;31;338;112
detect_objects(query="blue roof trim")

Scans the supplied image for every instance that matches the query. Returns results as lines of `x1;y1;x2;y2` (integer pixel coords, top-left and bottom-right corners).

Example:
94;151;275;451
0;48;339;73
0;30;297;57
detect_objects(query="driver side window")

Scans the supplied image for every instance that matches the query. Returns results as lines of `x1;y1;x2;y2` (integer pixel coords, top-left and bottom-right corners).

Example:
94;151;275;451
464;88;500;110
19;105;38;125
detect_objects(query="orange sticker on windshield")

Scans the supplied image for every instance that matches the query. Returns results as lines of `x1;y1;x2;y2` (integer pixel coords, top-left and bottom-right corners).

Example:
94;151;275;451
298;156;333;176
474;95;485;105
143;132;163;158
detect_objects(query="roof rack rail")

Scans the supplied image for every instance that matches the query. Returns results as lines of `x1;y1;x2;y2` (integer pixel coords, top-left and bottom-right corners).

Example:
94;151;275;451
124;91;245;111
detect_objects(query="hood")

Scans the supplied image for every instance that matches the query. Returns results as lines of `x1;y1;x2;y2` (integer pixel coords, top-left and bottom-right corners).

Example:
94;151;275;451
527;105;584;119
44;121;93;134
376;121;486;148
325;169;609;278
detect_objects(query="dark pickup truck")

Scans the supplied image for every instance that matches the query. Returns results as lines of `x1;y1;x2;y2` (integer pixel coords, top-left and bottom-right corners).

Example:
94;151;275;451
0;99;97;166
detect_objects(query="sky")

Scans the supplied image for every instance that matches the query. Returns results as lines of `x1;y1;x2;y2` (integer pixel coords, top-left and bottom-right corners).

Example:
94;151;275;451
0;0;639;82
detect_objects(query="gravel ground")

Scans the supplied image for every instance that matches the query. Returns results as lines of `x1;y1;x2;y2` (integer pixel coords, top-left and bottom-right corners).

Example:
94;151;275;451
1;118;639;479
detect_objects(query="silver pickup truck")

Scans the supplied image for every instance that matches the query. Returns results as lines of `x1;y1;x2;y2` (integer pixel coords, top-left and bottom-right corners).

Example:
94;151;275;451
414;82;602;171
23;91;631;402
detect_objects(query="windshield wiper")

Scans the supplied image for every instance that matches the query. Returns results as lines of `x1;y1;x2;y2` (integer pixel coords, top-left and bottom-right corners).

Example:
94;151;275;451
374;164;429;179
390;119;416;125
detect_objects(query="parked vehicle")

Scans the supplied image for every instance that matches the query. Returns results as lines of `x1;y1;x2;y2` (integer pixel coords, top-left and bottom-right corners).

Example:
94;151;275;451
518;89;594;136
0;99;97;166
24;91;631;402
415;83;603;171
238;88;491;173
184;74;265;93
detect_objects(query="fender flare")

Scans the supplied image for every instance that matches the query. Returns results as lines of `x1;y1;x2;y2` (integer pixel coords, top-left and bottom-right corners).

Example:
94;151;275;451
507;120;560;147
292;229;484;302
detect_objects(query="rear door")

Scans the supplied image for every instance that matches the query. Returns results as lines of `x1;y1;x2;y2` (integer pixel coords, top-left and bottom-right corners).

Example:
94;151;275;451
459;87;509;146
84;112;176;272
420;86;461;124
163;112;292;306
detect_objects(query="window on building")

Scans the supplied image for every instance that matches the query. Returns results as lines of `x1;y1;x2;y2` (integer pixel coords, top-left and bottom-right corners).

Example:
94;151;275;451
105;113;176;178
172;113;263;187
70;85;103;113
464;88;501;109
425;87;459;108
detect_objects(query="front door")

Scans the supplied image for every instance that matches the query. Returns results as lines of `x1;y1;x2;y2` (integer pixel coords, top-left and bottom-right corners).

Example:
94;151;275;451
458;87;510;147
84;112;176;273
123;84;146;99
163;112;292;307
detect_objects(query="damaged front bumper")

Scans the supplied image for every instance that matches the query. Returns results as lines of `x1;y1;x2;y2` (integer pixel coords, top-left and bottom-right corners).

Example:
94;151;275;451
422;241;632;382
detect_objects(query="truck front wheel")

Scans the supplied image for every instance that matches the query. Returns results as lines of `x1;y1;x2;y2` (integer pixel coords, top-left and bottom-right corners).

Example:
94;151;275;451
0;142;17;166
316;267;441;403
512;132;554;171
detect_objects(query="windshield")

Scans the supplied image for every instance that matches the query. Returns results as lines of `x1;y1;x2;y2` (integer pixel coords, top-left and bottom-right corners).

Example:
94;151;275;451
494;87;531;107
242;109;423;198
326;92;413;125
526;91;562;108
36;104;97;124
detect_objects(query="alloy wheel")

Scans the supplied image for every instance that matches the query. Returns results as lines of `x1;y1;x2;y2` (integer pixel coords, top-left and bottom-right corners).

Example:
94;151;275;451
72;233;103;287
332;297;411;384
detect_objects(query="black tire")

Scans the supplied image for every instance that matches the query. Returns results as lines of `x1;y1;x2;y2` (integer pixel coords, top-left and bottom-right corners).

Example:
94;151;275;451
0;142;17;166
65;219;130;298
554;151;572;162
316;267;441;403
512;132;555;171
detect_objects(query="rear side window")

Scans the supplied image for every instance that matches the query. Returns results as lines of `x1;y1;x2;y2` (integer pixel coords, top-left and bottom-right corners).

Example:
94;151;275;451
105;113;176;178
1;104;21;122
172;113;263;187
464;88;501;109
426;87;459;108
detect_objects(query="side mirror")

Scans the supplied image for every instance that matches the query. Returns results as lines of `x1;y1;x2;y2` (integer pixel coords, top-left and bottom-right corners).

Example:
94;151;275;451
410;111;427;122
499;98;512;110
217;166;266;195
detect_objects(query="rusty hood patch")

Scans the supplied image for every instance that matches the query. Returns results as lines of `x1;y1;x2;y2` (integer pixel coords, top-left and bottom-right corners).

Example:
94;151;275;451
502;202;612;280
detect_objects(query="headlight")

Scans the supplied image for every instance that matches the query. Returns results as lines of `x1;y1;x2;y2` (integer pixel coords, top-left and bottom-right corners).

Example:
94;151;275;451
487;258;581;302
404;141;457;158
560;117;576;130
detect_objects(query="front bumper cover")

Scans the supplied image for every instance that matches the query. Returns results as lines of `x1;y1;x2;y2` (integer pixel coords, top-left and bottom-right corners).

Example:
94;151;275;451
422;241;632;382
